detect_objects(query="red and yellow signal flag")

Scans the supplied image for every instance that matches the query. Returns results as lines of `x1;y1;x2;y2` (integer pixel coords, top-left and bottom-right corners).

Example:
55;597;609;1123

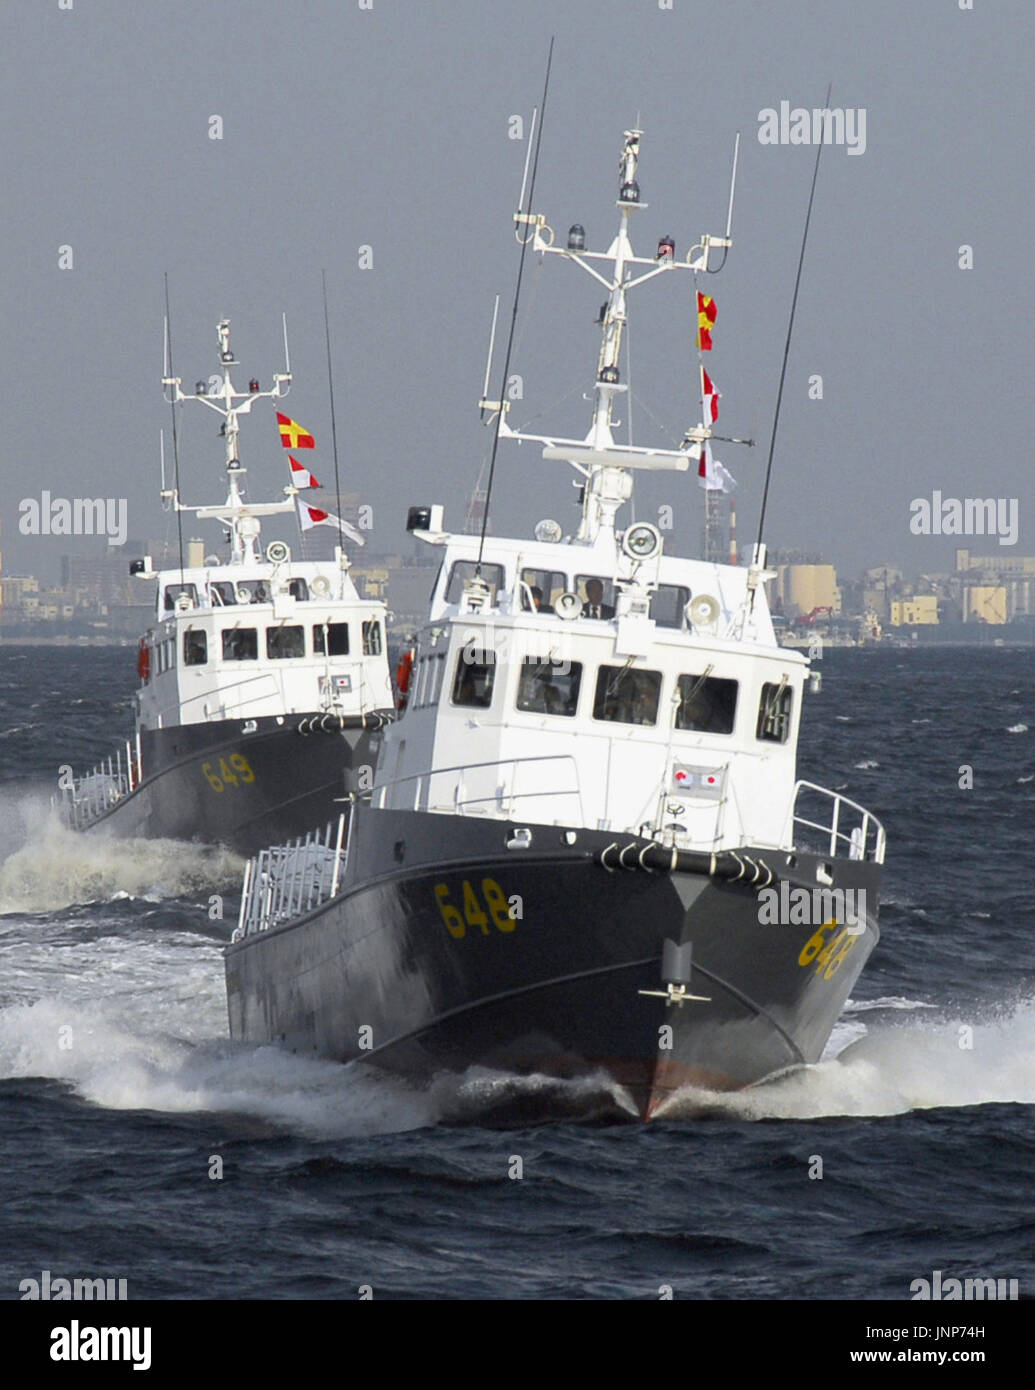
696;292;717;352
276;412;315;449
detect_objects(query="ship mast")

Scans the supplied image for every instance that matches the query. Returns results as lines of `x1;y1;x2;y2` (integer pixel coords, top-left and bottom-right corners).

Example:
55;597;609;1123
483;128;745;546
161;318;296;565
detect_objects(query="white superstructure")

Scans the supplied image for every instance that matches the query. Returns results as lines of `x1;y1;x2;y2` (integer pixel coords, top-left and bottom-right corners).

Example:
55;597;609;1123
136;317;393;730
374;129;880;862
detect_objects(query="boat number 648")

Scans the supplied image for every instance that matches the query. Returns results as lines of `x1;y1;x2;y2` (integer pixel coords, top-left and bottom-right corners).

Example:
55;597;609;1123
434;880;516;939
798;919;859;980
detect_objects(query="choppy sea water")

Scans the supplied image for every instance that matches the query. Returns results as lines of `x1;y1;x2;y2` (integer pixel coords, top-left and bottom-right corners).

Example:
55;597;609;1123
0;644;1032;1300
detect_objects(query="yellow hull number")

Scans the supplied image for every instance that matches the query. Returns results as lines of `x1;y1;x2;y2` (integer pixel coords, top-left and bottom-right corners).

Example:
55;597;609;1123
202;754;256;794
434;879;514;940
798;917;861;980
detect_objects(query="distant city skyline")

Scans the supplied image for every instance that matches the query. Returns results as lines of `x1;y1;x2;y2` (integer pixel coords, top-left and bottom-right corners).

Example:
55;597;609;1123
1;2;1031;583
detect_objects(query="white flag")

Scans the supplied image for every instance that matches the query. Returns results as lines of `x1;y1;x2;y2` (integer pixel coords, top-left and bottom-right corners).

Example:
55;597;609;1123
695;438;737;493
297;500;365;546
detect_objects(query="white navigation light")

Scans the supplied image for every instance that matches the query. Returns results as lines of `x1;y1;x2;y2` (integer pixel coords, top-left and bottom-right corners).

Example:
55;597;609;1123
622;522;662;561
554;591;583;621
567;224;585;251
534;519;563;543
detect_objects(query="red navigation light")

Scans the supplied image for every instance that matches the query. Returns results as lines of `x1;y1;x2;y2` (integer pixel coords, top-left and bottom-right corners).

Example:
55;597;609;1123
249;378;259;392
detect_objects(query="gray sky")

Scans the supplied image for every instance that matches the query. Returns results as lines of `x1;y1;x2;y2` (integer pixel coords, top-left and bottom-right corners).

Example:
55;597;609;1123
2;0;1031;581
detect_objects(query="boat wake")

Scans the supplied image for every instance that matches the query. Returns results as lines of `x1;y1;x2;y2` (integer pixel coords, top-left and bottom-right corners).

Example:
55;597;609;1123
430;1065;641;1127
0;790;240;913
653;995;1035;1121
0;991;436;1139
3;988;1031;1136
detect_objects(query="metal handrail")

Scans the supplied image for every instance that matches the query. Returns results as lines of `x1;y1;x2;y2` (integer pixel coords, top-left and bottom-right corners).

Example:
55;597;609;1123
788;779;886;863
233;814;347;940
372;753;584;823
56;740;142;830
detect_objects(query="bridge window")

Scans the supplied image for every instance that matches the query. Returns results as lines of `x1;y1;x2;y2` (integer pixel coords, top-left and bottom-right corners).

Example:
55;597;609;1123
313;622;349;656
451;647;495;709
412;656;429;707
445;560;505;604
222;628;258;661
675;673;738;734
517;658;582;717
288;578;309;601
183;629;208;666
239;580;272;604
651;584;691;629
519;569;566;613
163;582;198;612
576;575;616;619
210;581;236;607
593;666;661;725
362;620;383;656
757;681;793;743
429;653;446;705
414;653;443;709
267;625;305;659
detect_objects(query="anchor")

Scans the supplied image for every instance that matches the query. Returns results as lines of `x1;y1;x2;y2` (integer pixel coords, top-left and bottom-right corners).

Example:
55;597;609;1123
638;938;711;1007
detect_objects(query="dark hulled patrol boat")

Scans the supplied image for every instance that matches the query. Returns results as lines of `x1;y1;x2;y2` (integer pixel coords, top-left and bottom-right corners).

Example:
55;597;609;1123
57;319;394;856
225;130;885;1119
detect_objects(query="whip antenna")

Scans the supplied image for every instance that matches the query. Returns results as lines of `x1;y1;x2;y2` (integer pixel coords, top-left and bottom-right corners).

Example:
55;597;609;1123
163;273;186;584
754;84;831;565
476;37;554;572
321;270;346;564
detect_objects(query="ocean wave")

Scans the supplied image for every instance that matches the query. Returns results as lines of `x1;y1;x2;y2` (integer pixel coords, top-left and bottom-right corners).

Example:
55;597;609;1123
0;792;240;913
655;996;1035;1121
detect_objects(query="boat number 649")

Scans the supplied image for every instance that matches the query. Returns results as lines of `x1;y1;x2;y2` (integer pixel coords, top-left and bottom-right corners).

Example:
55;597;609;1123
202;754;256;793
434;880;516;939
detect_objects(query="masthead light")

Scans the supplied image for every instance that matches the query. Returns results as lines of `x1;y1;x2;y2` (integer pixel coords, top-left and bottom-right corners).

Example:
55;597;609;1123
598;364;619;384
567;224;585;251
619;180;640;203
